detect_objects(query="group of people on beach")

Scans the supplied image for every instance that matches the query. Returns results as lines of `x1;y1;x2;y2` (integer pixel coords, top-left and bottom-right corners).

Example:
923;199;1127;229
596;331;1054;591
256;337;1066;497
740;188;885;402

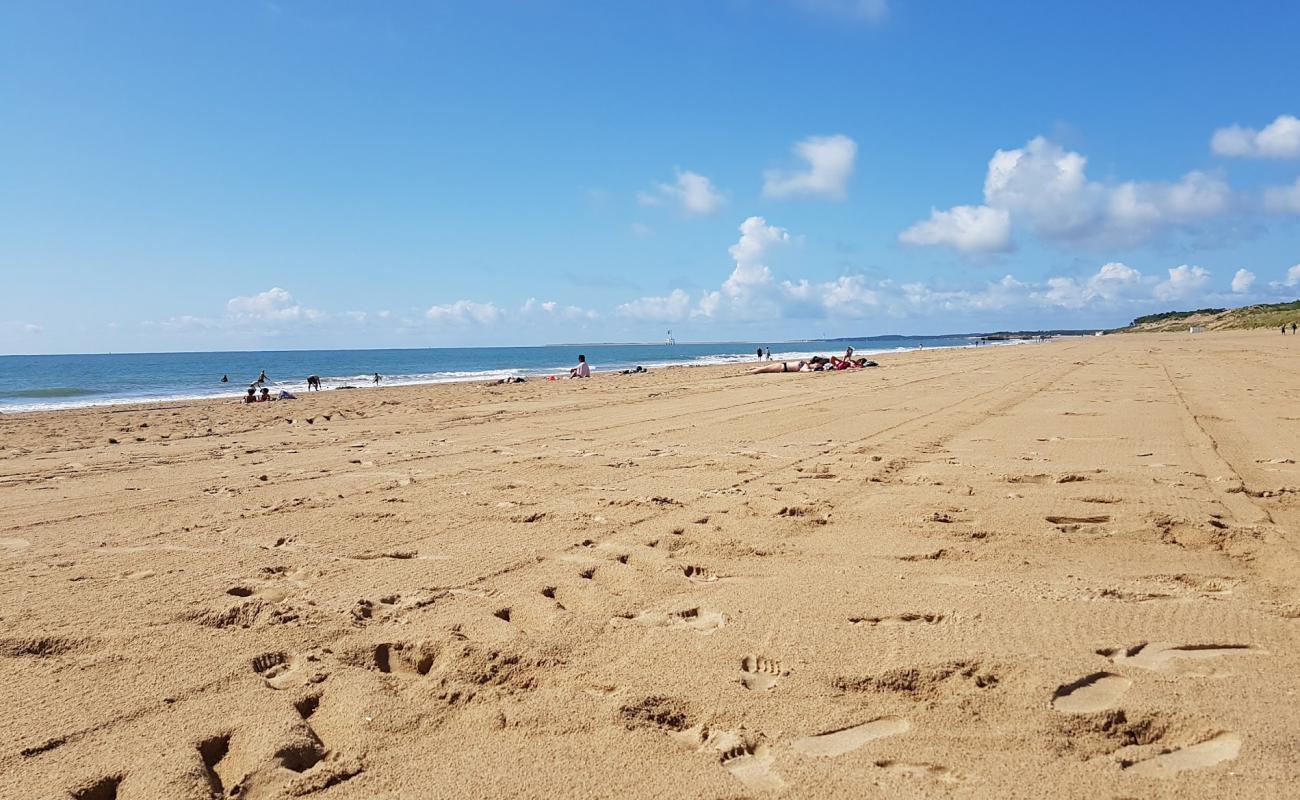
1282;323;1297;334
232;369;385;403
748;346;878;374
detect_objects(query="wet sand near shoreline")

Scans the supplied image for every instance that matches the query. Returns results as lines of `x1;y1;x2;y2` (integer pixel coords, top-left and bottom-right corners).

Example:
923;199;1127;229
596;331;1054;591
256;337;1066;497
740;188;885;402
2;331;1298;798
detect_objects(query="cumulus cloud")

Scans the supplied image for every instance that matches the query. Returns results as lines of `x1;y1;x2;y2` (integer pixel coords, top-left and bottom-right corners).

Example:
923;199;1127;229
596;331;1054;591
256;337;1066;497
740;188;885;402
1154;265;1211;301
425;300;503;324
1274;264;1300;290
906;137;1231;251
1231;268;1256;293
1036;262;1145;309
790;0;888;24
639;169;726;215
762;134;857;200
226;287;323;322
898;205;1013;254
1211;114;1300;158
1264;177;1300;214
616;288;693;322
984;138;1229;247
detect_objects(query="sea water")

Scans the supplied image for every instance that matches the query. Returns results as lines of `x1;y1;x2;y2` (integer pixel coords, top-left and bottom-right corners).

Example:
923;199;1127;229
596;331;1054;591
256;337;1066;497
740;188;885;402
0;337;1003;413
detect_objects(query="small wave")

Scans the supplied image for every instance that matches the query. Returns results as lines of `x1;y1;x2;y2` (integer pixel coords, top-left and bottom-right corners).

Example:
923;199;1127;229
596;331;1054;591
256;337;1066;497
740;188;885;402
4;387;100;399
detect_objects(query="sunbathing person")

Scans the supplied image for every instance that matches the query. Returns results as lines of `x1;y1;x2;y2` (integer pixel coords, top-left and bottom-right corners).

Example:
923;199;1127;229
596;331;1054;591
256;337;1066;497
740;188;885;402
748;360;809;374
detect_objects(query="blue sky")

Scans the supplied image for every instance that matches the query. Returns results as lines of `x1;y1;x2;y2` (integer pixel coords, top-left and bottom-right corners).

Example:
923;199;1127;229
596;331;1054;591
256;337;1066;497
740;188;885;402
3;0;1299;354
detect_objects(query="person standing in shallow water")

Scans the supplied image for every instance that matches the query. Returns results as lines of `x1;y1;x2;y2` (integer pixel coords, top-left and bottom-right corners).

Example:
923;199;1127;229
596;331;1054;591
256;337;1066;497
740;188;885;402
373;372;382;385
756;347;763;361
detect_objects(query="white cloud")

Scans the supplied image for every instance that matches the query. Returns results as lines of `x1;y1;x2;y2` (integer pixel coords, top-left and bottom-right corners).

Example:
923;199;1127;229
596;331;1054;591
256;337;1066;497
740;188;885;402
425;300;503;324
762;134;857;200
898;205;1013;254
981;137;1229;248
1264;177;1300;214
226;287;322;322
1211;115;1300;158
641;169;725;215
521;298;596;320
1281;265;1300;289
616;288;692;322
791;0;888;24
1035;262;1145;309
1231;268;1255;293
2;321;42;334
1154;265;1211;301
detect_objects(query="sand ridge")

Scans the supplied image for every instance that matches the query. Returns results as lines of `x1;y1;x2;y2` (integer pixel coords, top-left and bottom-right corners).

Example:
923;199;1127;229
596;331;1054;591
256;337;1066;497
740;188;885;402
1;331;1298;797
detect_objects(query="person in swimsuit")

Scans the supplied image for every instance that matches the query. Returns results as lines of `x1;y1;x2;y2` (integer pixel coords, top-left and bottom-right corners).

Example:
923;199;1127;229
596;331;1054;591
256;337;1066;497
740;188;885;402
748;360;809;374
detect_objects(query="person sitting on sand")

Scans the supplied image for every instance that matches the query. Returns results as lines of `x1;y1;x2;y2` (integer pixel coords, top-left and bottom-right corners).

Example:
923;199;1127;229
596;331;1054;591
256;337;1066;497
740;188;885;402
570;355;591;379
244;387;257;403
307;375;321;391
258;387;272;402
749;360;810;374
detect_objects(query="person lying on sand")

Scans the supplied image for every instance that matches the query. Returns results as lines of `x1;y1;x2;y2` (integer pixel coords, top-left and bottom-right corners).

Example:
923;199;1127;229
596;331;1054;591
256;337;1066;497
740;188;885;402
493;376;527;384
749;360;810;374
619;366;647;374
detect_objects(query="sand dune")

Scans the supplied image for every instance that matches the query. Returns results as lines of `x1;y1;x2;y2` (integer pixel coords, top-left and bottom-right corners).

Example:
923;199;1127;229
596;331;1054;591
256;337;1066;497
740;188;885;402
2;331;1298;798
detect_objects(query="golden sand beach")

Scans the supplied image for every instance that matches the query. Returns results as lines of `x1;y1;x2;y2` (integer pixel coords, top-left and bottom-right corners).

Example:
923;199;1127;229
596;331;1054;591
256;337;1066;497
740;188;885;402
2;332;1298;798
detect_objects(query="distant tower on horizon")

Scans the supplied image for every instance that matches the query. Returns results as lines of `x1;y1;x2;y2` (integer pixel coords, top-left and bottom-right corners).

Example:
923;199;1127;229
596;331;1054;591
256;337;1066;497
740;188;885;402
665;329;675;345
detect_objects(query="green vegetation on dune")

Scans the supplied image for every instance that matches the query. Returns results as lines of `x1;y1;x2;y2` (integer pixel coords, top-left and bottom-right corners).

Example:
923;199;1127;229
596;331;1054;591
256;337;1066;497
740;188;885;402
1123;300;1300;332
1130;308;1226;326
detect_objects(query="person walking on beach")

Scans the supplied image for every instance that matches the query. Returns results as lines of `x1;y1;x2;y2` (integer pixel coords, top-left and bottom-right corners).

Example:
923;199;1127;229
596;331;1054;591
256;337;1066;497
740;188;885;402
765;347;771;361
1283;325;1287;335
570;354;591;378
1293;322;1297;335
756;347;763;361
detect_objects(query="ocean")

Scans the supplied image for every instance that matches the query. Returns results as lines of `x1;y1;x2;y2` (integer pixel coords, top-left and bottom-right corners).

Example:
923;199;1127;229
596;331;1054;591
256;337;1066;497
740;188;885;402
0;337;1001;413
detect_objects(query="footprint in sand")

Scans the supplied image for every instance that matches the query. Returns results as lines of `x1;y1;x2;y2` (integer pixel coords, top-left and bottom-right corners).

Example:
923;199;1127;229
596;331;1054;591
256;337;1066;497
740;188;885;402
682;565;719;584
719;742;784;791
1122;732;1241;778
791;717;910;757
1098;642;1257;674
251;652;311;690
874;760;962;784
628;607;726;633
1051;672;1131;713
739;655;787;691
849;613;945;626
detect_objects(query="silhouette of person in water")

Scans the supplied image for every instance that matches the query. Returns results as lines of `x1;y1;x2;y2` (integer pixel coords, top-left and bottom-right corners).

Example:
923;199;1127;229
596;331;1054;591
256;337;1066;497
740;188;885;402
220;374;228;383
373;372;381;385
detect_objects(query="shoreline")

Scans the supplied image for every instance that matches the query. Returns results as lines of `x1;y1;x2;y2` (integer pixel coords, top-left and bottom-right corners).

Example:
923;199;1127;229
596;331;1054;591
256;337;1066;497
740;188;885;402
0;337;1039;416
